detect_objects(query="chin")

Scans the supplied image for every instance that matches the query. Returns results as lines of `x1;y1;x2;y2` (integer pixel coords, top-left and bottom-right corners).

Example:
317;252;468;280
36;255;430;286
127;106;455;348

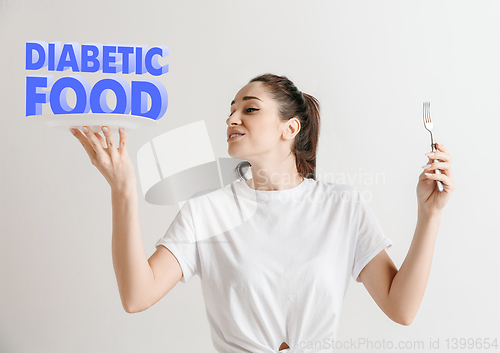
228;148;248;162
228;149;241;159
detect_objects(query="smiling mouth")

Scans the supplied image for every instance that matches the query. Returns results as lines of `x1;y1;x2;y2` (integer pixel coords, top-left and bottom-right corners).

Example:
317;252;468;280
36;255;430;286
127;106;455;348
227;134;245;142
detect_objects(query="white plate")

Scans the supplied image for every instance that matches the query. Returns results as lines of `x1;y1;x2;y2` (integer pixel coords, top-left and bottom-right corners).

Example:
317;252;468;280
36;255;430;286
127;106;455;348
25;114;159;133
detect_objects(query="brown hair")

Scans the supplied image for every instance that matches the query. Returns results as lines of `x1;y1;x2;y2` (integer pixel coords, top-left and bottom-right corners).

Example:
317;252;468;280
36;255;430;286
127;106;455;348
234;73;321;180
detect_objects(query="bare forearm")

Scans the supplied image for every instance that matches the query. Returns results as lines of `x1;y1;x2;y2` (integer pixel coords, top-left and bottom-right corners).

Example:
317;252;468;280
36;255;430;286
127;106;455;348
111;185;154;312
388;209;442;324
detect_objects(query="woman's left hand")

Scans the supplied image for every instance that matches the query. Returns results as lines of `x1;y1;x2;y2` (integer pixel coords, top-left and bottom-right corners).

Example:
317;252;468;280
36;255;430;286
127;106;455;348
416;142;456;215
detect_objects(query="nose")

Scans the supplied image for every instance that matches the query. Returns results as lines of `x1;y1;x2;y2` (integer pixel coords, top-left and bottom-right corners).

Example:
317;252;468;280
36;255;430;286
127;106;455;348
226;115;241;127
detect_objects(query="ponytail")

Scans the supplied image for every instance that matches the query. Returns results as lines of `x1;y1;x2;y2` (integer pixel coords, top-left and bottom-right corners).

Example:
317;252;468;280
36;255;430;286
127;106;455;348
293;92;320;180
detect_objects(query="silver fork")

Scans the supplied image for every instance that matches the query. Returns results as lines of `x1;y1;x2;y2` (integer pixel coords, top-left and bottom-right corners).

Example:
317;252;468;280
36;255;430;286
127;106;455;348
423;102;444;192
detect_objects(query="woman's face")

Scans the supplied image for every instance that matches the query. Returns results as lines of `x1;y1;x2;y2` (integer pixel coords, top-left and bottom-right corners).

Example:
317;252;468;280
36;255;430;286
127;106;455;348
226;81;292;161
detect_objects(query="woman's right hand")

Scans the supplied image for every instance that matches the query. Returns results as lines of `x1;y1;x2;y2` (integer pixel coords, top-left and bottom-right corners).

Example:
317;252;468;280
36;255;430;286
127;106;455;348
70;126;137;193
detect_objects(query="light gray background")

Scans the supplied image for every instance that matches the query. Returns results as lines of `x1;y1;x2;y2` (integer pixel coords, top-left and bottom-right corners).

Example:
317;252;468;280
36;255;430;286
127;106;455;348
1;1;499;352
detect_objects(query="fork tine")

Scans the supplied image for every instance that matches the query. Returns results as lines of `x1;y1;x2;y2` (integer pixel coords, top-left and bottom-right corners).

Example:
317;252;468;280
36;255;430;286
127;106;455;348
423;102;431;123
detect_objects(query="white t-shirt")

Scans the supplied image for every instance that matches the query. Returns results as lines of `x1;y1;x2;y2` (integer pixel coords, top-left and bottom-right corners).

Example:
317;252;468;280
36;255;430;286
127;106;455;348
155;177;393;353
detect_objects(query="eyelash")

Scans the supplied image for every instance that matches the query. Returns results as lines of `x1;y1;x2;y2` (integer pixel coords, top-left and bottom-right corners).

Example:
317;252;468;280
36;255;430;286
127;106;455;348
228;108;259;117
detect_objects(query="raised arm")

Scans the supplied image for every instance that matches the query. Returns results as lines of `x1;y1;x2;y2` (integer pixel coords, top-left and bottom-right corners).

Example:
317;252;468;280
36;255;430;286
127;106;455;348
70;126;183;313
359;142;455;325
112;186;183;313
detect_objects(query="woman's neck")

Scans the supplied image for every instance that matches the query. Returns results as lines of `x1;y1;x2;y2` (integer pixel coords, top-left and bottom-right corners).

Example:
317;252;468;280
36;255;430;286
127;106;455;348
246;172;304;191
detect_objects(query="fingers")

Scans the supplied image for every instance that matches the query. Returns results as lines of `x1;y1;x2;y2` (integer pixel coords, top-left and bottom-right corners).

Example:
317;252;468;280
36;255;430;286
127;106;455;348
79;126;106;156
101;126;119;159
423;170;449;183
426;142;451;163
117;127;128;156
70;126;127;161
70;127;98;165
424;142;453;175
421;142;455;191
423;169;455;192
435;142;449;154
423;160;452;176
95;132;107;149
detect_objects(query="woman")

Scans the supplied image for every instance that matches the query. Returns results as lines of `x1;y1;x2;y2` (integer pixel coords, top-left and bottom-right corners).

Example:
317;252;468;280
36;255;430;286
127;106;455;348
70;73;455;352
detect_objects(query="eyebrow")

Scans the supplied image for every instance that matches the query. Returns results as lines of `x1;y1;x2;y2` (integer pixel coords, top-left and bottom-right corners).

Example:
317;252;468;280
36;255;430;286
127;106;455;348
230;96;263;106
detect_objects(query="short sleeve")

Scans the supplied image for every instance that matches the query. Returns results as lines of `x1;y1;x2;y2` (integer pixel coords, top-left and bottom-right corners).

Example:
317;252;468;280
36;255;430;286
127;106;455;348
351;190;393;283
155;199;199;283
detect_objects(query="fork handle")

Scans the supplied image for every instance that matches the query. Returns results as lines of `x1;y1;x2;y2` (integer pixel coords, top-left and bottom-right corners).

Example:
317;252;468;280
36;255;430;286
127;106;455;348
431;143;444;192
